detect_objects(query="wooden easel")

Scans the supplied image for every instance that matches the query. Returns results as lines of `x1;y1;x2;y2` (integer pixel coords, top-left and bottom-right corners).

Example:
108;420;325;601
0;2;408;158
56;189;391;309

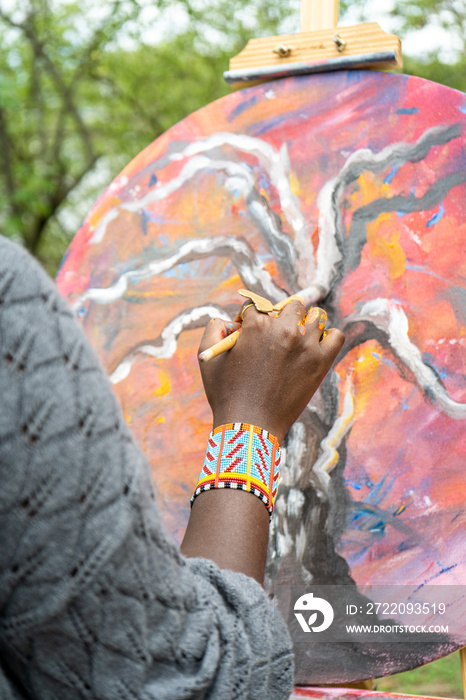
224;0;401;87
226;1;466;697
461;647;466;699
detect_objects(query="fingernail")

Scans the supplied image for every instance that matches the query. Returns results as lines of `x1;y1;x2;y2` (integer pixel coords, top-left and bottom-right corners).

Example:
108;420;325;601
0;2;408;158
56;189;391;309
318;310;328;331
305;307;320;324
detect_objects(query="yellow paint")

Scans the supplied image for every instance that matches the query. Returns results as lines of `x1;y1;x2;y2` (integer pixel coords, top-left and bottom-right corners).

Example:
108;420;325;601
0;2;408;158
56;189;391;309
125;288;177;300
289;170;301;197
367;216;407;279
352;342;382;414
322;382;356;473
354;176;406;279
216;274;242;292
305;307;320;324
349;174;388;213
152;369;171;397
88;196;120;231
246;424;254;490
156;416;165;424
259;188;269;201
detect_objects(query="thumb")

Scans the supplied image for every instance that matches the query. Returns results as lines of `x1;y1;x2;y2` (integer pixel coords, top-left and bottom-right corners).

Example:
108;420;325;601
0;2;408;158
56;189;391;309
198;318;241;354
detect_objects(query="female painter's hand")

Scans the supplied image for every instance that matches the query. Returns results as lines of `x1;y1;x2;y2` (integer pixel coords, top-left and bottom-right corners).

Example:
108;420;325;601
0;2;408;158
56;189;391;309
198;297;345;444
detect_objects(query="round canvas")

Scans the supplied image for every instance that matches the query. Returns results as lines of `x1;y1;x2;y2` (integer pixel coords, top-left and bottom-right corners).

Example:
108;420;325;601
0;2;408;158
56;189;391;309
56;70;466;684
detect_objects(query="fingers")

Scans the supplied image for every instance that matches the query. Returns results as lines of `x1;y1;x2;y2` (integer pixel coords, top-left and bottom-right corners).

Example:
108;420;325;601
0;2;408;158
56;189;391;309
270;296;307;325
235;301;255;323
299;306;345;361
320;327;345;359
303;306;327;331
198;318;241;355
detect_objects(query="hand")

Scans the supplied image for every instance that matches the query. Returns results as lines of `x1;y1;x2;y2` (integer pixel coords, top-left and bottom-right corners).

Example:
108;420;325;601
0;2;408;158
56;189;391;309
198;297;345;444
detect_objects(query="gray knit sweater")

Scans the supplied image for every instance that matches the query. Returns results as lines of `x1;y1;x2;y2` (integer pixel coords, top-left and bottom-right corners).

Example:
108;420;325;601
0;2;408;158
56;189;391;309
0;236;294;699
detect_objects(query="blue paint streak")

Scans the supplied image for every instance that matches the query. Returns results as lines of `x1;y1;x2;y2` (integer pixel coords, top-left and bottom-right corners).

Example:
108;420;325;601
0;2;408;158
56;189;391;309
228;94;259;121
371;351;380;360
400;395;409;411
254;114;290;136
457;105;466;114
413;562;458;594
351;512;364;524
365;475;396;507
381;355;397;371
396;107;419;114
145;211;169;224
426;202;444;228
149;173;158;187
384;165;399;184
422;351;448;380
258;173;269;192
164;262;194;279
404;263;447;282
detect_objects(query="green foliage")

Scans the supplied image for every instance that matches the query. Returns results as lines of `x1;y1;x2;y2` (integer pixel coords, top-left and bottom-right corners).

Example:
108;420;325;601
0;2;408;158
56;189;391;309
388;0;466;92
0;0;465;274
390;0;465;43
400;54;466;93
0;0;293;273
377;650;463;699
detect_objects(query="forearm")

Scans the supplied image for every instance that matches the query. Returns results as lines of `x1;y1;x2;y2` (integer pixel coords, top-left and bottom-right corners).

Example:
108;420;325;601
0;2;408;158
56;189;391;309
180;489;270;583
181;295;344;585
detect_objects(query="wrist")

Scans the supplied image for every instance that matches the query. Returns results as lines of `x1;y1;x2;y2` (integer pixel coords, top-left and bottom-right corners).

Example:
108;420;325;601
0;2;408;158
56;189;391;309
191;422;283;518
212;412;286;445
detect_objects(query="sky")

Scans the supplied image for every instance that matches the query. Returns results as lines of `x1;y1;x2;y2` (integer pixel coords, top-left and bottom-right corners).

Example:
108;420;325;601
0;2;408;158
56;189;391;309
340;0;462;62
135;0;463;64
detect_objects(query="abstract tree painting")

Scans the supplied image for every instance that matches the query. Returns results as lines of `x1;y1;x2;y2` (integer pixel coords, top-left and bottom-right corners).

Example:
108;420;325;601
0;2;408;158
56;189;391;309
57;70;466;683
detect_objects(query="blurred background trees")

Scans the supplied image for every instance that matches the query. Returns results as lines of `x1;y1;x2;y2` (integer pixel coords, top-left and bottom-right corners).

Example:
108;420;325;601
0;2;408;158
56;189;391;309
0;3;463;693
0;0;464;274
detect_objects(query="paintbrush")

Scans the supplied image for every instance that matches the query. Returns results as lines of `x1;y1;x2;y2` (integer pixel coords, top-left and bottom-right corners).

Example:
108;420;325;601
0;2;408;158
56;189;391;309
198;290;326;363
198;329;241;363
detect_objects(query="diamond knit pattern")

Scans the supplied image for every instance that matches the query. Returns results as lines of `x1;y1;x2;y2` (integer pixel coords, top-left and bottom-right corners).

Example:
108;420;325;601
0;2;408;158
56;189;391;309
0;237;293;700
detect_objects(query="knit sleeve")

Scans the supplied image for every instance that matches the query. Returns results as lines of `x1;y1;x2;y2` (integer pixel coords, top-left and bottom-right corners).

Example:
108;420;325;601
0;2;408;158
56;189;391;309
0;236;294;700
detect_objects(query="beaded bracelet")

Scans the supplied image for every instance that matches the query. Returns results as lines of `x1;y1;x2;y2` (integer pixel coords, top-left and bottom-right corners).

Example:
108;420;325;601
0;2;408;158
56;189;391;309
190;422;282;517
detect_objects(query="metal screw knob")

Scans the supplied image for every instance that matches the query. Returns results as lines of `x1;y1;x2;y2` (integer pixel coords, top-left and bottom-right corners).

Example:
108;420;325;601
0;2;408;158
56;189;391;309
333;34;347;52
273;45;292;58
